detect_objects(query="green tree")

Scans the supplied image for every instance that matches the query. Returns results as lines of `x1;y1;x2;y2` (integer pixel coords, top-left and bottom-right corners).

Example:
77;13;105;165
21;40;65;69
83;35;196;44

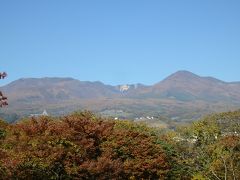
175;111;240;179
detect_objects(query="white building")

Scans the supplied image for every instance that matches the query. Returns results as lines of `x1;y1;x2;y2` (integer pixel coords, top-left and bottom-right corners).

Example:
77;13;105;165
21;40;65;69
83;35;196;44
30;110;49;117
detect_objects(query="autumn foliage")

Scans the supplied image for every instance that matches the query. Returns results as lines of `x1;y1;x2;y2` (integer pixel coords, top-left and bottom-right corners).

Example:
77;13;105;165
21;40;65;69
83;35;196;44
0;72;8;107
168;111;240;179
0;111;173;179
0;110;239;179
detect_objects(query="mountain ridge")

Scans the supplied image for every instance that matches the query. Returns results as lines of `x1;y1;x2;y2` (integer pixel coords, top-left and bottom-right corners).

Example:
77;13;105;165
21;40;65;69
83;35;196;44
1;70;240;122
3;70;239;88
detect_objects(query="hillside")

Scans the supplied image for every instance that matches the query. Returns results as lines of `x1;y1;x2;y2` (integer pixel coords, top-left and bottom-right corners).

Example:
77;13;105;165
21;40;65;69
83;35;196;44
1;71;240;122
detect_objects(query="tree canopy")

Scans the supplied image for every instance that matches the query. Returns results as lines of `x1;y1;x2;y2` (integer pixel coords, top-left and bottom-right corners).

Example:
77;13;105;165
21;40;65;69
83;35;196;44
0;111;175;179
0;108;239;179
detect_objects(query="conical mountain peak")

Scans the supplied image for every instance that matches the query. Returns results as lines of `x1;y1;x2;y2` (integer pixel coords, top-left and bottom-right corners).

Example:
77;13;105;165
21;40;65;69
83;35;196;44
158;71;201;85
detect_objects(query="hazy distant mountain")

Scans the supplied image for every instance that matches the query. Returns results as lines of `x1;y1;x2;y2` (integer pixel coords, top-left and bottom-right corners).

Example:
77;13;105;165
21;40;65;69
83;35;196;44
2;77;119;102
1;71;240;122
149;70;240;102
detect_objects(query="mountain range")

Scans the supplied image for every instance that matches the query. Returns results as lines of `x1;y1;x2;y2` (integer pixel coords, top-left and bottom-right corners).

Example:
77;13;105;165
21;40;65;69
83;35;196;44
1;70;240;123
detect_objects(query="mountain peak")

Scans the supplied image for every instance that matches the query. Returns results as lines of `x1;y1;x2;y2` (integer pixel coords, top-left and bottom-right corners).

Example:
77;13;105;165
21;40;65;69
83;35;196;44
162;70;200;82
2;73;240;123
172;70;198;77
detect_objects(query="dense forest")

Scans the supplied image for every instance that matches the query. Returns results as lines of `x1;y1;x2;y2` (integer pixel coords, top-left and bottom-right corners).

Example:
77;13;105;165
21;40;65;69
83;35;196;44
0;110;239;179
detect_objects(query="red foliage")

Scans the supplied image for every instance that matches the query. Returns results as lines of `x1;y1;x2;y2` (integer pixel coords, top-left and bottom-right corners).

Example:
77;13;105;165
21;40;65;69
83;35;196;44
0;112;171;179
0;72;8;107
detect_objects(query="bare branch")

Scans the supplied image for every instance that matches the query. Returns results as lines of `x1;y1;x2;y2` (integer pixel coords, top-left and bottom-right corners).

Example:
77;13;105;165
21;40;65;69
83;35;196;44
211;170;222;180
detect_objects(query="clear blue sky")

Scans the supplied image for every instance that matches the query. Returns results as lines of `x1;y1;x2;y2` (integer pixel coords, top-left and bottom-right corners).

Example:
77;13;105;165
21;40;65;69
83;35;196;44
1;0;240;85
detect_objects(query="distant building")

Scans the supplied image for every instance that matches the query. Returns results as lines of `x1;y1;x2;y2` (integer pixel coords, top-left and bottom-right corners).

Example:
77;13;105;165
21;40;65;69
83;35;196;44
30;110;49;117
119;85;130;92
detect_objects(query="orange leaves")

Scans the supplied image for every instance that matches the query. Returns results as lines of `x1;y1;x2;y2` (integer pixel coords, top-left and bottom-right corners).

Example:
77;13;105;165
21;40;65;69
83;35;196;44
0;112;173;179
101;121;170;179
219;135;240;149
16;117;52;137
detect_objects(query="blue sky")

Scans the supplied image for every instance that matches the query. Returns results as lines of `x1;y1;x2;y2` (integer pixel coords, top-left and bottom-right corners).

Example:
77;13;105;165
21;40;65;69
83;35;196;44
0;0;240;85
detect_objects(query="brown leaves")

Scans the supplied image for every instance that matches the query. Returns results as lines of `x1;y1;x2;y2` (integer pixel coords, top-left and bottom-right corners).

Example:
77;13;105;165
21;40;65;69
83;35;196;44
0;71;8;107
0;72;7;79
101;121;170;179
0;112;172;179
219;135;240;149
0;91;8;107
